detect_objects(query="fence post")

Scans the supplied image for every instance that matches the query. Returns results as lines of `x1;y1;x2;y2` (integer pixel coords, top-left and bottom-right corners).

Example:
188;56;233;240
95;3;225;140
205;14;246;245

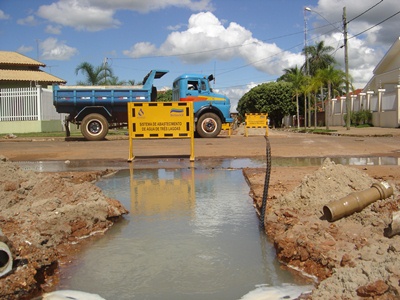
351;94;356;112
340;96;345;126
397;84;400;125
367;91;374;111
359;92;366;110
377;88;385;127
36;85;42;121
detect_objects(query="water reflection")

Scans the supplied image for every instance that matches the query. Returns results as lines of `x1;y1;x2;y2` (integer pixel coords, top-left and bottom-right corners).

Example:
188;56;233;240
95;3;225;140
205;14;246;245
16;156;400;173
56;167;309;300
129;167;195;217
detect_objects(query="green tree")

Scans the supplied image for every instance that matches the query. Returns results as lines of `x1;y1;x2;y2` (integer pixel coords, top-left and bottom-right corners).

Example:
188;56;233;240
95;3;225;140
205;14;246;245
106;76;126;85
127;79;143;85
278;66;305;129
157;89;173;102
302;41;336;76
315;66;346;130
75;62;113;85
309;75;323;128
237;81;295;128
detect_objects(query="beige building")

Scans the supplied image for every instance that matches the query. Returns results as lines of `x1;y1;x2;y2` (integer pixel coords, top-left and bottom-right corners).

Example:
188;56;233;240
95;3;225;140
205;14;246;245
0;51;66;134
0;51;66;88
328;37;400;128
364;37;400;94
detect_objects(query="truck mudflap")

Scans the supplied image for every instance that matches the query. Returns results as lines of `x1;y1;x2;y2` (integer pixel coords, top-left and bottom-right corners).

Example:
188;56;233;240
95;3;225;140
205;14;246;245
64;118;71;137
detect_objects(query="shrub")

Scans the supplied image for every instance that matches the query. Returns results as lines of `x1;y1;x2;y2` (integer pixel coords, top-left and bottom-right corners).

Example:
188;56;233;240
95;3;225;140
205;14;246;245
344;110;372;126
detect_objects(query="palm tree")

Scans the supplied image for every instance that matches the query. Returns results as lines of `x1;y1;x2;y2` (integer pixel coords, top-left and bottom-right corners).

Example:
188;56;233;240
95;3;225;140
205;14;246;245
280;66;305;129
302;41;336;76
301;76;312;130
75;62;113;85
309;75;322;128
315;66;346;130
106;76;126;85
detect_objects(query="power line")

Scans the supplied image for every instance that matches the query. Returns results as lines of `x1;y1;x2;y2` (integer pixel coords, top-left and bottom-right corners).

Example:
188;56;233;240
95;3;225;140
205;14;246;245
349;9;400;40
109;2;392;83
347;0;383;24
110;23;336;61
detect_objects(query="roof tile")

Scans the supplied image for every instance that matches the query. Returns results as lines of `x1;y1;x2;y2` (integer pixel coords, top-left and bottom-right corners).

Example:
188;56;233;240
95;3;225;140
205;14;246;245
0;69;66;83
0;51;45;67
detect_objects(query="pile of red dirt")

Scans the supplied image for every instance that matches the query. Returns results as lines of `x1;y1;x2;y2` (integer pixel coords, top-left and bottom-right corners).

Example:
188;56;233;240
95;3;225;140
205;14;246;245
244;158;400;299
0;156;128;299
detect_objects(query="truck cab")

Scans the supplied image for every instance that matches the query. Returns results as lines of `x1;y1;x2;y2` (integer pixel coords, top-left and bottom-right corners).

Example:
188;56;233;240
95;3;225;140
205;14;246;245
172;74;233;138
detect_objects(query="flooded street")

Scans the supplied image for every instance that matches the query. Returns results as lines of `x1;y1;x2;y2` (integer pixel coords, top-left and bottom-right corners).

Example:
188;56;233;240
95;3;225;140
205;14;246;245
54;166;311;300
15;156;396;299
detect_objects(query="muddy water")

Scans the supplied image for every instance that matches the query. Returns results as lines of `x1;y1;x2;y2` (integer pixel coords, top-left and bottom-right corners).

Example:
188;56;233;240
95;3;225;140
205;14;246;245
17;156;400;173
55;167;312;300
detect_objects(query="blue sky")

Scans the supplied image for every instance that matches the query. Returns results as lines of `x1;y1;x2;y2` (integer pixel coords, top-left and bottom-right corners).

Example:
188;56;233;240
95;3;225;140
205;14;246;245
1;0;399;110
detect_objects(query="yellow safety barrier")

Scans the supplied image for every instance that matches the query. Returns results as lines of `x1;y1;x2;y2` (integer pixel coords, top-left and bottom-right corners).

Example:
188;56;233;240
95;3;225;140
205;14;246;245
245;113;269;137
221;123;232;136
129;165;195;216
127;102;195;161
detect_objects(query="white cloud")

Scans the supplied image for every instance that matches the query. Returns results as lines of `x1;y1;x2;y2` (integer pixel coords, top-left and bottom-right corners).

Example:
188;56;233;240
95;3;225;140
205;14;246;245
36;0;212;31
124;12;305;77
37;0;120;31
123;42;158;58
87;0;213;13
40;37;78;60
216;82;258;112
17;45;34;54
311;0;400;48
167;23;185;31
45;24;62;34
17;15;38;26
305;0;400;87
0;10;10;20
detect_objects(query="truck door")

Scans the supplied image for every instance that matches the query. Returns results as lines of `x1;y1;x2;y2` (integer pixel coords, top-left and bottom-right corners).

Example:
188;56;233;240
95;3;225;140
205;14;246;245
199;79;209;96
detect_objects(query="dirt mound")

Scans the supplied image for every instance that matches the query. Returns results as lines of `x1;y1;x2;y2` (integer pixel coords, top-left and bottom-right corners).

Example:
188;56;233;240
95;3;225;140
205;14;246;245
244;158;400;299
0;156;128;299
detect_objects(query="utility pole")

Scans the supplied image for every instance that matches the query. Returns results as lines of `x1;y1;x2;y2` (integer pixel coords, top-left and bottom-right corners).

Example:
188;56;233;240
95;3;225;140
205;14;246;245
304;7;310;129
343;7;351;130
103;57;108;85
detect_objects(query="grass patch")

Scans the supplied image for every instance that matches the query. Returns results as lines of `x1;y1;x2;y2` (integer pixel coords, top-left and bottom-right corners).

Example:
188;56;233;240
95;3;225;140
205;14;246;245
354;124;373;128
3;129;128;138
291;128;337;134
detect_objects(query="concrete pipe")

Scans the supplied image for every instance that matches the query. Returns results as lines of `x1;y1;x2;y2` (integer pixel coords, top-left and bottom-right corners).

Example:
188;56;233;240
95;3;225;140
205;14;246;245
323;182;393;222
0;241;13;277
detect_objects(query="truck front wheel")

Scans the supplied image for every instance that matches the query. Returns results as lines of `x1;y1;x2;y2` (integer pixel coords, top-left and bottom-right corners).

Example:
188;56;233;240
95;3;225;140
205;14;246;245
81;113;109;141
196;112;222;138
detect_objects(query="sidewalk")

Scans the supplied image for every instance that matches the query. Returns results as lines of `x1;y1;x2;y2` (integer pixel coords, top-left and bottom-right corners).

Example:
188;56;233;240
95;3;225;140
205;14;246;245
326;126;400;137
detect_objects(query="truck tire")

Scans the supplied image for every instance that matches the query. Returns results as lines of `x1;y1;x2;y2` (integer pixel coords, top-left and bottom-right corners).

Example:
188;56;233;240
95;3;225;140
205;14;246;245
196;112;222;138
81;113;109;141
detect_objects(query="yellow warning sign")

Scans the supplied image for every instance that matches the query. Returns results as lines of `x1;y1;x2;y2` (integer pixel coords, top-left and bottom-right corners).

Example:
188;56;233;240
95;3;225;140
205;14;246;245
129;166;195;216
245;113;268;137
221;123;232;136
127;102;194;161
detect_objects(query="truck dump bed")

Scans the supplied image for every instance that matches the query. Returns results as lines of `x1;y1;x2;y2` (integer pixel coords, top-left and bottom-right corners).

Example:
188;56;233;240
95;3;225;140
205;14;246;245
53;70;168;114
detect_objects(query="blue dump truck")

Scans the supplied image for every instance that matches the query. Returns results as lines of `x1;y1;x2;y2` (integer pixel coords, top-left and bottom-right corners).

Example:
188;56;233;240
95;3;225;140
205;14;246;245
53;69;233;141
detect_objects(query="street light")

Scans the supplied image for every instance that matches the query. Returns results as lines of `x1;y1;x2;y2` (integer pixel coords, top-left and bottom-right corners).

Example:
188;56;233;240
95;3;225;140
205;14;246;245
304;7;311;76
305;7;341;33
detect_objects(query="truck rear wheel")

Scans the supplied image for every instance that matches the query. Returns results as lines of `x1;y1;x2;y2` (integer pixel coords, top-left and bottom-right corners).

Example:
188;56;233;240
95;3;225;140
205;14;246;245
196;112;222;138
81;113;109;141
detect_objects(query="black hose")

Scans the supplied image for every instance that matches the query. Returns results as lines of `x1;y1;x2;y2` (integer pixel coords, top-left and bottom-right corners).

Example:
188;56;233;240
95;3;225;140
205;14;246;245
260;136;271;227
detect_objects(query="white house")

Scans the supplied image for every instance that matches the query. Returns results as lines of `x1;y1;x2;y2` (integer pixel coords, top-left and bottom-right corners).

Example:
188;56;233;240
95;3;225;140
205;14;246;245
328;37;400;128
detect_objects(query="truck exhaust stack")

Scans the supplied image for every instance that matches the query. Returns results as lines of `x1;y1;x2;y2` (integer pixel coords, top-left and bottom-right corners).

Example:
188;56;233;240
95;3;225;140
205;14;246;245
323;182;393;222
